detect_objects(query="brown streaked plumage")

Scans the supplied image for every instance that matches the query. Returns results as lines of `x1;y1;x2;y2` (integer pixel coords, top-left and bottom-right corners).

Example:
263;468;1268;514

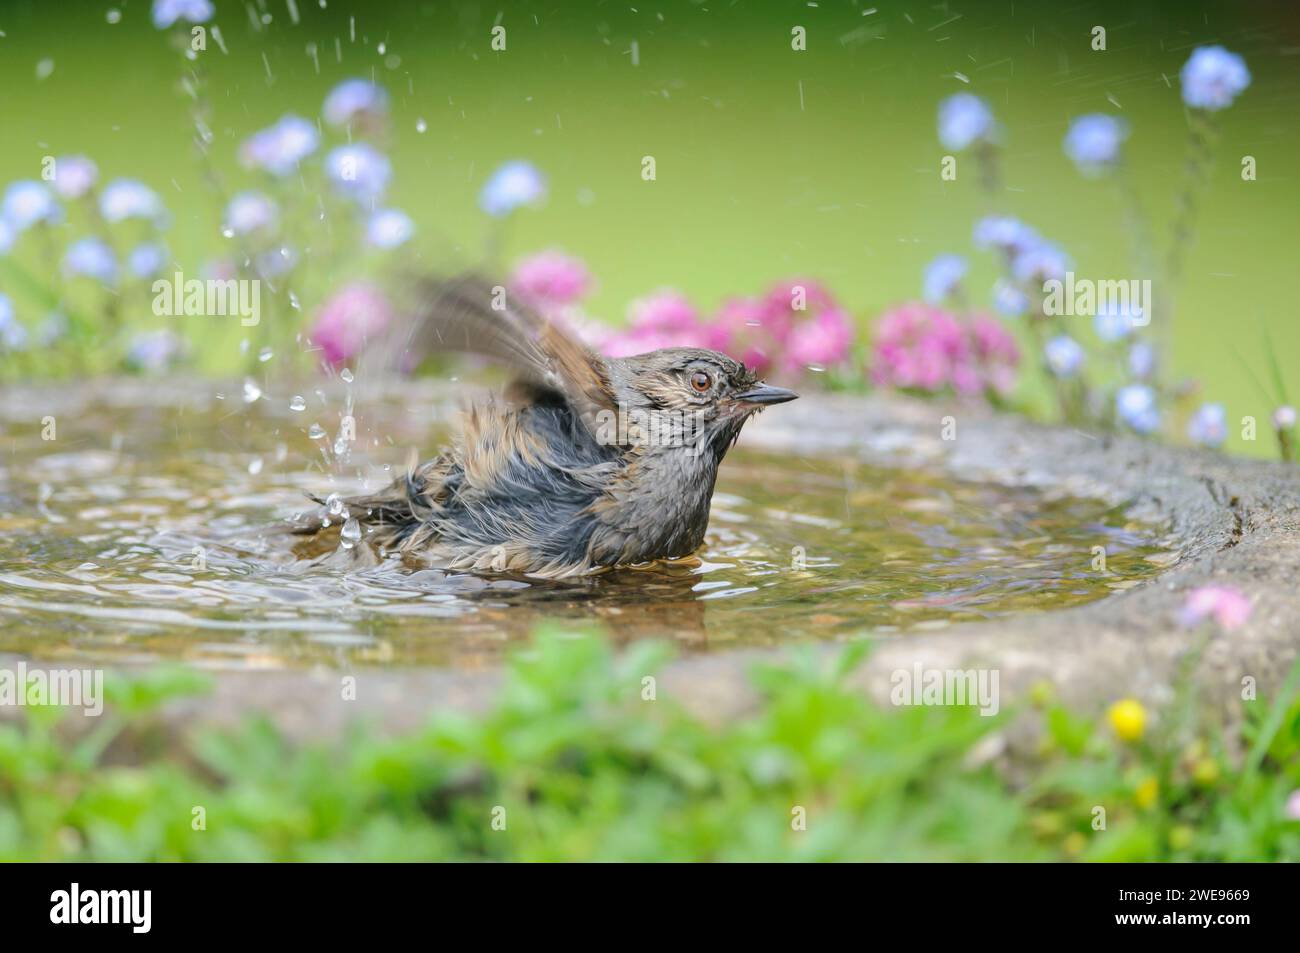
292;274;797;577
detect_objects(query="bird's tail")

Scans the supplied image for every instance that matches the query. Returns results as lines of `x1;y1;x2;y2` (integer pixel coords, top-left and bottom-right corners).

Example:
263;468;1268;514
287;451;446;554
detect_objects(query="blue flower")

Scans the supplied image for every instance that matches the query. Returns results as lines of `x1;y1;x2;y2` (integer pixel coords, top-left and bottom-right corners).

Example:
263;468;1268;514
323;78;390;128
240;115;320;177
53;155;98;199
1117;384;1161;434
64;237;118;284
38;311;69;346
1128;341;1156;379
0;295;27;352
224;191;278;235
128;329;184;372
923;254;967;303
325;144;391;202
2;181;61;231
366;209;414;249
479;161;547;217
937;93;995;151
151;0;213;29
255;246;298;278
1012;241;1069;284
1180;46;1250;111
973;216;1039;253
128;242;168;279
993;280;1030;317
1187;402;1227;448
0;219;13;256
1093;302;1140;342
1044;335;1085;378
0;293;27;353
1064;115;1128;172
99;179;164;224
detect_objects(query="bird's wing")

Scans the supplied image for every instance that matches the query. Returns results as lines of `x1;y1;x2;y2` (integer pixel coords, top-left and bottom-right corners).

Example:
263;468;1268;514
395;273;618;438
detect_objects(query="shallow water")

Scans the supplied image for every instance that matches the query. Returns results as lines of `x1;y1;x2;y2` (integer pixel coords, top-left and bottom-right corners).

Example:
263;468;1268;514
0;378;1173;669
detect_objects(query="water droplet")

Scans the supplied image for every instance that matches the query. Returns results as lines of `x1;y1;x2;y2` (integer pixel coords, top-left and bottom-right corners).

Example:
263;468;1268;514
416;118;427;133
243;379;262;403
289;395;306;412
248;457;264;475
377;42;387;55
308;423;326;439
340;517;362;549
326;493;346;517
340;368;354;383
221;227;234;238
333;435;350;456
258;347;274;363
106;9;122;24
288;291;301;310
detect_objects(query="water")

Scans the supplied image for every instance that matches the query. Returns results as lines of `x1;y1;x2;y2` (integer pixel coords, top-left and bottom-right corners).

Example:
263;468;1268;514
0;379;1173;669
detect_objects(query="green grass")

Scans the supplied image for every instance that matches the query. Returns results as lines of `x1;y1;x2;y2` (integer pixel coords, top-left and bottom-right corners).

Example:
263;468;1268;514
2;628;1297;861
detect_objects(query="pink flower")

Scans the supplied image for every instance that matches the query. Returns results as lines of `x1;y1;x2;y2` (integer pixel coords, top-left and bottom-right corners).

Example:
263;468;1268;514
1286;790;1300;821
871;302;1020;398
309;283;393;365
760;280;833;341
767;281;855;374
628;290;700;333
871;303;960;392
602;290;710;358
597;278;856;379
509;250;592;311
969;313;1021;395
704;280;854;376
1178;586;1252;631
707;296;782;373
603;326;706;358
784;306;854;372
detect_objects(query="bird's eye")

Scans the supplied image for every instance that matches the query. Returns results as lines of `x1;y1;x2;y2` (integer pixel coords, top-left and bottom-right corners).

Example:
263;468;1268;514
689;370;713;393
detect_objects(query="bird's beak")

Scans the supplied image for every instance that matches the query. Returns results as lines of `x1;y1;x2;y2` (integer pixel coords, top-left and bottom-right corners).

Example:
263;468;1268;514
734;383;799;406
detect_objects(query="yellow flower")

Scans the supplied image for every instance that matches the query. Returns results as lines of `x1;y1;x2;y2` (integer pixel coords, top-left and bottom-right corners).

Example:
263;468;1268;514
1169;825;1194;851
1063;832;1088;857
1135;776;1159;809
1193;757;1221;787
1031;812;1064;837
1029;680;1054;709
1107;698;1147;743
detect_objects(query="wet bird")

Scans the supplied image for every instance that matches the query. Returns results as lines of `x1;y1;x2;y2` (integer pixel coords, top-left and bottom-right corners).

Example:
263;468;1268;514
294;275;797;577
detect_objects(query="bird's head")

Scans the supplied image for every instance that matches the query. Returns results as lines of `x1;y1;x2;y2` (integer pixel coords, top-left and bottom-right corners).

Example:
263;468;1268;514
604;347;798;458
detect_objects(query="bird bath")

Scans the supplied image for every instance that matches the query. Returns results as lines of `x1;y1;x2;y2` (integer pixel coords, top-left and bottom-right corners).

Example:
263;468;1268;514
0;375;1176;670
3;375;1298;742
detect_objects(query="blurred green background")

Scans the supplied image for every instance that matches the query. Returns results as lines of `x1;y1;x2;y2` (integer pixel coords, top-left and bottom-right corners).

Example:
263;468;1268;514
1;0;1297;456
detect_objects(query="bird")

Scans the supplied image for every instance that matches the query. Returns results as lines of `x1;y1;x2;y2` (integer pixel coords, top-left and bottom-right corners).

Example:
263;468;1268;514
291;274;797;577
